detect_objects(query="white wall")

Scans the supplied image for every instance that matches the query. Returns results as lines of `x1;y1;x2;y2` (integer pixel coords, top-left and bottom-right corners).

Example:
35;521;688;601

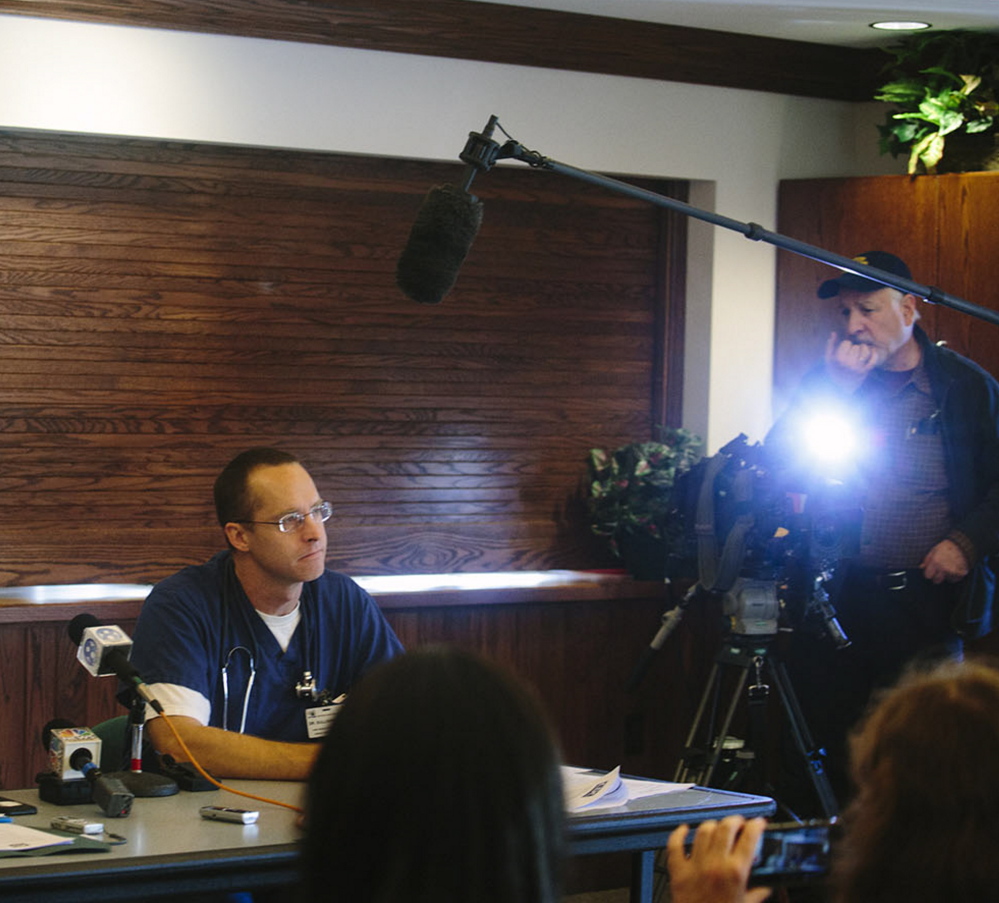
0;14;904;450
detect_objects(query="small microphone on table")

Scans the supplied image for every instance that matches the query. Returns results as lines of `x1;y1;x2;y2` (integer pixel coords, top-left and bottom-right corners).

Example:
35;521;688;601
41;719;133;817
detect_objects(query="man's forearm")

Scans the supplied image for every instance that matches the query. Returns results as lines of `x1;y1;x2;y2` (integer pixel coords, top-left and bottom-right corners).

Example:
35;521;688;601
147;715;320;781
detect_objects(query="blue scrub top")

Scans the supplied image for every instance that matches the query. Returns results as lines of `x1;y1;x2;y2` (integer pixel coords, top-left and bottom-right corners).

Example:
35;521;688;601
127;551;403;741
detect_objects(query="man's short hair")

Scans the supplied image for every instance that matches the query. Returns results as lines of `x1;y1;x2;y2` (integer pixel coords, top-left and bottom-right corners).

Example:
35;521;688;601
213;447;301;527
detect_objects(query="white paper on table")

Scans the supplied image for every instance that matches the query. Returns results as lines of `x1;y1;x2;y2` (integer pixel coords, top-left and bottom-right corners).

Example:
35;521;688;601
562;765;694;813
0;822;75;852
563;765;626;811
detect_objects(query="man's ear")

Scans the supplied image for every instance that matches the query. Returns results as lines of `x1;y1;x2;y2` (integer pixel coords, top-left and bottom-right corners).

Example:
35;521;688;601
901;293;919;325
225;521;252;551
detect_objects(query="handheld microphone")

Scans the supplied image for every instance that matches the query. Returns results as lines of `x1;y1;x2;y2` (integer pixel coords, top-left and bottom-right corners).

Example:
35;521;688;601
70;616;133;678
43;719;95;779
69;748;134;818
396;116;501;305
41;720;133;817
68;614;163;713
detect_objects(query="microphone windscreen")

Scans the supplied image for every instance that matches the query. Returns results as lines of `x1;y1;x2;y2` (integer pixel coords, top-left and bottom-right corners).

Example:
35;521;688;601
68;612;100;645
396;184;483;305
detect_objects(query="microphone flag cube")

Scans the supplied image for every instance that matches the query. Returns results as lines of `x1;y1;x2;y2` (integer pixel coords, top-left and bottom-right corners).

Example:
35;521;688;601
77;623;132;677
49;727;102;780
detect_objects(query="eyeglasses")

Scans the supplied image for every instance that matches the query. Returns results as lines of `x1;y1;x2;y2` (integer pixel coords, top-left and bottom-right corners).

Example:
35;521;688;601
239;501;333;534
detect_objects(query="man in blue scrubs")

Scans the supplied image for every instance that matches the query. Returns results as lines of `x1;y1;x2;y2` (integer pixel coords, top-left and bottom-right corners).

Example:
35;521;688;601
128;447;403;780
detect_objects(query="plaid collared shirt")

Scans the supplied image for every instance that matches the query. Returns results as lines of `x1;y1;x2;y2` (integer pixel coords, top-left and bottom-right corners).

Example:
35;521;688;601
853;361;951;568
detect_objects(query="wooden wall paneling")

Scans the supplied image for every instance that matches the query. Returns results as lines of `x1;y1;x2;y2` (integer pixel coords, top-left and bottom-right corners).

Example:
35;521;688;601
934;173;999;372
0;128;686;585
0;622;26;789
0;0;885;101
22;622;76;784
384;589;723;783
652;201;689;431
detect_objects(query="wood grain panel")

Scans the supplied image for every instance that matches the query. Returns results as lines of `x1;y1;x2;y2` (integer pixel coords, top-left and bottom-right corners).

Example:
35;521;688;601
0;128;686;584
0;0;884;101
934;173;999;367
0;623;27;789
356;591;716;782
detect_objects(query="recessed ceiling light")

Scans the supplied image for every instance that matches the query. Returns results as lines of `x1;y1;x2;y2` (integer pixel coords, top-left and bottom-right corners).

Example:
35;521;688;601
870;20;932;31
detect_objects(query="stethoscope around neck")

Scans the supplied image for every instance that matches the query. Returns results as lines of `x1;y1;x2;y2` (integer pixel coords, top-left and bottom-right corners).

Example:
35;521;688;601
222;645;256;734
219;555;325;733
221;630;323;733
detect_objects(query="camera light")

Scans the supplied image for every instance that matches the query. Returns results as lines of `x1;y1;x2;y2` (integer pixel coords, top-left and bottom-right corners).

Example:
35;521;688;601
802;412;857;466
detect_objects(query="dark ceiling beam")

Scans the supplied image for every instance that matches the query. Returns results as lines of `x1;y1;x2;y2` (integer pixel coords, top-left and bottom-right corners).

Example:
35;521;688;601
0;0;885;101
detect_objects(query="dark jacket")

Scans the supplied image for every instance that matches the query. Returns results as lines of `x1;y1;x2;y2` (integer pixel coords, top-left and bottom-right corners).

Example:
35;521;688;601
916;326;999;637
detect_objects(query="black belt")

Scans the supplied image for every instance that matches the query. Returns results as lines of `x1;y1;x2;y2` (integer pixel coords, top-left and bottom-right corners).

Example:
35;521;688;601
846;566;925;592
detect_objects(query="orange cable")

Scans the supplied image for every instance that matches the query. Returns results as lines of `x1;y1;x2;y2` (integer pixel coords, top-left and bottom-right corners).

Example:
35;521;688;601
158;711;305;813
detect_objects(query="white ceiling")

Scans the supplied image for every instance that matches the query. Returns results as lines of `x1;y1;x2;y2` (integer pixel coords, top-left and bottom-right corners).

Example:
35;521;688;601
470;0;999;47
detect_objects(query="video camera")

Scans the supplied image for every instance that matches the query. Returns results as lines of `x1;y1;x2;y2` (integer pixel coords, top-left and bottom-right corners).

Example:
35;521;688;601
666;433;852;644
626;430;857;692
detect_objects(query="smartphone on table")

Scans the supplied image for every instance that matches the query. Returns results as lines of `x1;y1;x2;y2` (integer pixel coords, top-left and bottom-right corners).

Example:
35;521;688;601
0;796;38;816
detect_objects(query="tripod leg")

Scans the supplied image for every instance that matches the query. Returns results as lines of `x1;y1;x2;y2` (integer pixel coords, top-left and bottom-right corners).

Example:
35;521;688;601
674;656;751;787
770;656;839;818
674;661;722;783
703;668;750;788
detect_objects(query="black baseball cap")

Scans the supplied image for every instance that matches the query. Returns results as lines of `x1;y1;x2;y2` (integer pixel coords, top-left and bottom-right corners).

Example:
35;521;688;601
817;251;912;298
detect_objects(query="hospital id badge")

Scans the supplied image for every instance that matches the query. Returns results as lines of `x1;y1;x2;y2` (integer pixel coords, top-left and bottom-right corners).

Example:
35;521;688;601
304;694;347;739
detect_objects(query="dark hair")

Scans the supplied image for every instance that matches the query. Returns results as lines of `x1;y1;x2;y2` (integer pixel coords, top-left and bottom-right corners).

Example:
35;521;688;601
301;646;566;903
212;446;300;527
833;658;999;903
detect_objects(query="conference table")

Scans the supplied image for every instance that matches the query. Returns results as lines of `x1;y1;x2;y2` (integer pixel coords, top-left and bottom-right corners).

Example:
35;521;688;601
0;775;774;903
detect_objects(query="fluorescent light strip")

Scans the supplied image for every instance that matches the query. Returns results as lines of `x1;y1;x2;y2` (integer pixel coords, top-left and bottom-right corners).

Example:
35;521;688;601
870;20;932;31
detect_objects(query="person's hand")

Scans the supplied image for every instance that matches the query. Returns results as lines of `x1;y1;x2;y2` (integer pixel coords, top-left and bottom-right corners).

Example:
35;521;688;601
666;816;772;903
921;538;970;584
825;331;880;391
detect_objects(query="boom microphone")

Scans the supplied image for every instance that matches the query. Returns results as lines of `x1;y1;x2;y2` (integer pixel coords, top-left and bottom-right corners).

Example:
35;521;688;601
68;614;163;713
396;116;501;305
396;183;483;305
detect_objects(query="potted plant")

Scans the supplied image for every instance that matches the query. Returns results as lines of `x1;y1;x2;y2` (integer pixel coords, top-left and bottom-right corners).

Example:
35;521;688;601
874;29;999;175
586;427;703;579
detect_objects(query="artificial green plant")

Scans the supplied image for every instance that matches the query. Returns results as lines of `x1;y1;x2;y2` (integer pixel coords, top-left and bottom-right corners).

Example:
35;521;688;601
875;29;999;175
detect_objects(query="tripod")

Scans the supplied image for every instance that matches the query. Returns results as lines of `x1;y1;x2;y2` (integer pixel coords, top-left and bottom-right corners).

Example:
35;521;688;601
674;633;839;820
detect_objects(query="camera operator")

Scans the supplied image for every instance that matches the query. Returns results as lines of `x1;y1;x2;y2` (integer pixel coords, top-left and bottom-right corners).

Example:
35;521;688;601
764;250;999;810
